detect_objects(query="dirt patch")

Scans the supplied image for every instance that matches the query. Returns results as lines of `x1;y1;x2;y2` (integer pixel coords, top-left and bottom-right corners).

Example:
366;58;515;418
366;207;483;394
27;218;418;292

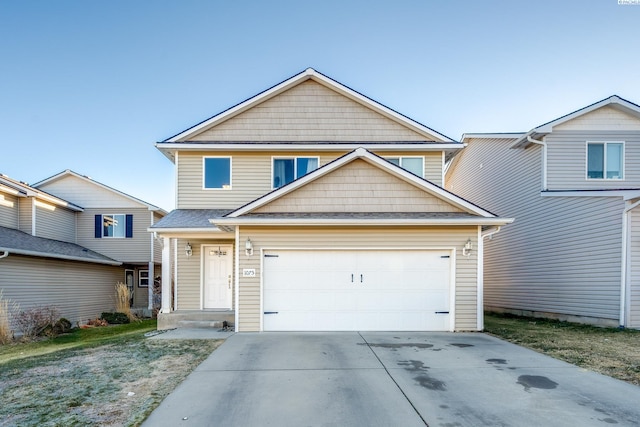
0;337;222;426
485;313;640;386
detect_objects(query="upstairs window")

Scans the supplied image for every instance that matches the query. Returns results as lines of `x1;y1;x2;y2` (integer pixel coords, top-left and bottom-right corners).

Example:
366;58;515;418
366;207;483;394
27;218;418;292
95;214;133;238
587;142;623;180
273;157;319;188
204;157;231;189
387;157;424;177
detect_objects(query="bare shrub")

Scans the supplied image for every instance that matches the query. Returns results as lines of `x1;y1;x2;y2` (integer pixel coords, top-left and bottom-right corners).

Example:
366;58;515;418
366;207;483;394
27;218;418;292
115;282;137;322
0;290;19;344
14;305;60;339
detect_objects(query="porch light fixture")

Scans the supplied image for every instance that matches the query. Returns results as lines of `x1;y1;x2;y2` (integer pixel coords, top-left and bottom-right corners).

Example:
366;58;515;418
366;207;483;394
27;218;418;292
462;239;473;257
245;238;253;256
185;242;193;257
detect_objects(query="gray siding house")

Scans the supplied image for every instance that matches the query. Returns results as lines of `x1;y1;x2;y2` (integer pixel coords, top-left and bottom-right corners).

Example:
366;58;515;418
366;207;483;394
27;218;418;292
0;171;166;333
446;95;640;328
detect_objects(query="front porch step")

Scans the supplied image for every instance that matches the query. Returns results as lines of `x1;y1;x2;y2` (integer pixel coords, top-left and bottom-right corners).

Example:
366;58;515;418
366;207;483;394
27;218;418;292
157;311;235;330
177;320;228;329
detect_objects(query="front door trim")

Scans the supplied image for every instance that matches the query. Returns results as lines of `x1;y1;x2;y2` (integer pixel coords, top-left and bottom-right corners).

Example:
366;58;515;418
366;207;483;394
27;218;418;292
202;244;233;310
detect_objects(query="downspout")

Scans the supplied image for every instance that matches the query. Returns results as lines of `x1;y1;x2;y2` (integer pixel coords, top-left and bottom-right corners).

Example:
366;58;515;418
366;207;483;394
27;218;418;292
527;136;548;190
620;199;640;328
0;251;9;259
477;226;502;330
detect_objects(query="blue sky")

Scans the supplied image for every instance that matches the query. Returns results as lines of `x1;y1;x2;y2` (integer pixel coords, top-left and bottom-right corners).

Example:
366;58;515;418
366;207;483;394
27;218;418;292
1;0;638;210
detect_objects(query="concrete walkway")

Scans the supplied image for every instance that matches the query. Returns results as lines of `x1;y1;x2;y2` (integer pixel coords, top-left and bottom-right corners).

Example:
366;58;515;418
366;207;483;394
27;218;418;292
143;332;640;426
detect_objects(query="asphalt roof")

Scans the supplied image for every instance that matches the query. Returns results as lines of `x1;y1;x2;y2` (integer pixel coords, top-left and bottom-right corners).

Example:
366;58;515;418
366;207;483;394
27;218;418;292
150;209;231;229
0;226;121;265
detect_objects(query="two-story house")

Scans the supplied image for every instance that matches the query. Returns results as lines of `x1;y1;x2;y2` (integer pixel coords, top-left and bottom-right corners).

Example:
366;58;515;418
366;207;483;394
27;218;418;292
151;68;512;332
34;170;166;313
0;171;166;332
446;95;640;329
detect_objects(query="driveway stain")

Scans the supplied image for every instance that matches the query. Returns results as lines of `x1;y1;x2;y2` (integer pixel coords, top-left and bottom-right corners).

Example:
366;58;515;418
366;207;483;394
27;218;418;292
398;360;447;391
362;343;433;350
449;343;473;348
486;358;507;365
517;375;558;391
599;418;618;424
415;374;446;391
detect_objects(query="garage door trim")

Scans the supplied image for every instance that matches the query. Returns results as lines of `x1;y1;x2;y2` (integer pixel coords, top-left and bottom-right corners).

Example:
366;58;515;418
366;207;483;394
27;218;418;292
259;247;457;331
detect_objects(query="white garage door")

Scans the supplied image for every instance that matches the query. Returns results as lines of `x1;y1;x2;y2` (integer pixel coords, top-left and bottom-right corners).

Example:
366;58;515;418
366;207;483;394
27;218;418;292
263;250;452;331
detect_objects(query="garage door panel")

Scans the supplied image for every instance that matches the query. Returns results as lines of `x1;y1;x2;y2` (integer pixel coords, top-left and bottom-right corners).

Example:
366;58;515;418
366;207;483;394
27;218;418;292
263;250;452;331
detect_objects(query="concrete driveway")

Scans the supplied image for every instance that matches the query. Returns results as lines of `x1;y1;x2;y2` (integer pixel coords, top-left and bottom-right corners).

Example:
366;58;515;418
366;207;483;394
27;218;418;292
143;332;640;426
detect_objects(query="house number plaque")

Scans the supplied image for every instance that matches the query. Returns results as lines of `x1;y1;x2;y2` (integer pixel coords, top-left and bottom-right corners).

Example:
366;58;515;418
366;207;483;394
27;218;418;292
242;269;256;277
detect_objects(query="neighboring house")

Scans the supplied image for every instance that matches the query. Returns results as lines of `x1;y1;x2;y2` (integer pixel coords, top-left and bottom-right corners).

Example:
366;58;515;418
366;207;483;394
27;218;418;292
0;174;122;329
151;68;512;332
33;170;167;312
446;95;640;329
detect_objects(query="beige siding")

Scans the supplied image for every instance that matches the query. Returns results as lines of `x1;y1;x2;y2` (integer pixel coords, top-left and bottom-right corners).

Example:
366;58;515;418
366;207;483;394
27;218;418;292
0;254;122;332
255;159;461;213
630;207;640;328
177;151;444;209
448;137;624;324
34;200;76;243
18;198;33;235
36;175;144;208
0;193;19;229
554;106;640;131
189;81;433;142
546;131;640;190
76;208;152;263
175;238;235;310
236;226;479;332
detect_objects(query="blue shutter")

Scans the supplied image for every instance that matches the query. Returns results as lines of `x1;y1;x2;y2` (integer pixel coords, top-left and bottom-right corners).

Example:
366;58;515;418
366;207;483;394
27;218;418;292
125;214;133;238
95;215;102;238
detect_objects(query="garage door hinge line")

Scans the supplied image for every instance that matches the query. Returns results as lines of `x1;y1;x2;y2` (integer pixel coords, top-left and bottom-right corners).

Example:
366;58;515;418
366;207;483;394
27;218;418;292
358;332;429;426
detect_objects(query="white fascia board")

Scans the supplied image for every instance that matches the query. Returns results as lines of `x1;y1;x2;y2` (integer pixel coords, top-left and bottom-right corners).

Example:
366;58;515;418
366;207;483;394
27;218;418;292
155;142;463;151
147;227;230;234
0;248;122;266
461;133;525;141
541;190;640;199
211;217;514;227
35;193;84;212
0;184;24;196
166;68;454;143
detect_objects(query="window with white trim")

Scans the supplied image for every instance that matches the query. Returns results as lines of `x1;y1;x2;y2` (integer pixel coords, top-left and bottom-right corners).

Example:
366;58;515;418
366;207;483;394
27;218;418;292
139;270;149;288
386;157;424;177
587;142;623;179
273;157;319;188
95;214;133;238
203;157;231;189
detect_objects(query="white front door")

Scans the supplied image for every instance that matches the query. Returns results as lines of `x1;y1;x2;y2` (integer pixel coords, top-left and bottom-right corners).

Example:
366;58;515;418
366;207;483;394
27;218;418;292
203;245;233;309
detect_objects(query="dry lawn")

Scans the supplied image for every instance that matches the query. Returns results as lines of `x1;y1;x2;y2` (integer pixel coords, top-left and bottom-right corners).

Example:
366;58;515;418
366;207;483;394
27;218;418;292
484;312;640;386
0;328;222;426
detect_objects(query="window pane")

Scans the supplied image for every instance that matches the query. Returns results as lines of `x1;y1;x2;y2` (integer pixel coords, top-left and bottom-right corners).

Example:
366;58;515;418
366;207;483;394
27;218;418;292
296;158;318;179
606;143;623;179
401;157;423;177
587;144;604;179
204;158;231;189
387;158;400;166
103;214;125;238
273;158;294;188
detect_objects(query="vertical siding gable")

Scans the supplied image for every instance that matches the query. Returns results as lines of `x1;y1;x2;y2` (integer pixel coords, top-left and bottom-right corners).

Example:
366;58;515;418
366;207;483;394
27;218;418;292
188;81;434;142
253;159;463;214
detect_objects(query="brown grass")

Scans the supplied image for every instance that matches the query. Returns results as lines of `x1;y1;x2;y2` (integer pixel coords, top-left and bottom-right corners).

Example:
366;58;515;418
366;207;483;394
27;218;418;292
114;282;136;322
0;291;18;344
484;312;640;386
